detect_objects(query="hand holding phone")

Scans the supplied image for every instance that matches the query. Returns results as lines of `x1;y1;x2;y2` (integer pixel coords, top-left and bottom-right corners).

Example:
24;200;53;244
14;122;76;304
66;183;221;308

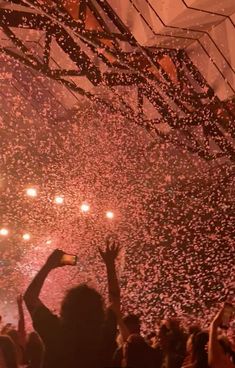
60;253;77;266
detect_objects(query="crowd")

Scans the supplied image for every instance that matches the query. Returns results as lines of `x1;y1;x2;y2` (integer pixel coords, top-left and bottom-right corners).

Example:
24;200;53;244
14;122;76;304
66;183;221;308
0;237;234;368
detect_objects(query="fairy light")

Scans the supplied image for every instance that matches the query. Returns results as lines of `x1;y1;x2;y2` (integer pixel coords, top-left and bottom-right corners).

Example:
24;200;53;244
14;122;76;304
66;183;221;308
0;228;9;236
106;211;114;219
26;188;37;197
54;196;64;204
80;203;90;213
22;233;31;241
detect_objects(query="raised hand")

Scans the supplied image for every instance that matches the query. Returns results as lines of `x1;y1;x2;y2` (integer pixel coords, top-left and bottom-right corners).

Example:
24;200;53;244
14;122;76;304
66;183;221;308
212;303;234;328
44;249;64;270
98;236;120;266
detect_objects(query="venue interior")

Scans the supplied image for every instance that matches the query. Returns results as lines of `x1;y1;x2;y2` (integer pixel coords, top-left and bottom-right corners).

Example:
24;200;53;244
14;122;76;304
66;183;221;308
0;0;234;331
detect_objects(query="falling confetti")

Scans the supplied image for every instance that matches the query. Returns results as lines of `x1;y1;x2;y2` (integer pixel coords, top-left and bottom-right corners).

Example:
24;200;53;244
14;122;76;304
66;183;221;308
0;0;234;332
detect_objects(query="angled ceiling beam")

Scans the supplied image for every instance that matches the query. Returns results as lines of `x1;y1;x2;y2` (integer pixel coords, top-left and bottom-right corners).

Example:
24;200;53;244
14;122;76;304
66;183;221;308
0;2;234;161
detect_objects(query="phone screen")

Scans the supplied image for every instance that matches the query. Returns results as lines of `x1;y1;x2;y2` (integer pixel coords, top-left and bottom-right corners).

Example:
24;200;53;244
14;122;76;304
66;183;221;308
60;254;77;266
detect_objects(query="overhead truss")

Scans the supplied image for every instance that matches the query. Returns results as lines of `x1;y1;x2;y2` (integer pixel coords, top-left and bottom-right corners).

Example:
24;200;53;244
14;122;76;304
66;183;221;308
0;0;235;161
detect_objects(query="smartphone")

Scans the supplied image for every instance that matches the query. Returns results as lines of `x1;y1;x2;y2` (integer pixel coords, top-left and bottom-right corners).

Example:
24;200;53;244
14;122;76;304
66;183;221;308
220;302;234;329
60;254;77;266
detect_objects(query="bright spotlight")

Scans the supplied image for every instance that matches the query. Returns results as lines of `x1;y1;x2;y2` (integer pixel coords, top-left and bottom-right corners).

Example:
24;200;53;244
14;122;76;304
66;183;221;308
0;228;9;236
80;203;90;213
106;211;114;219
22;233;30;241
26;188;37;197
54;196;64;204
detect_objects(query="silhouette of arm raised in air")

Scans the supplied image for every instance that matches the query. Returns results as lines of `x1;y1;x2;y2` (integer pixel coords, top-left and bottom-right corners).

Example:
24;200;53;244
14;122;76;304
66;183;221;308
17;294;26;348
24;249;64;316
99;236;129;341
208;306;235;368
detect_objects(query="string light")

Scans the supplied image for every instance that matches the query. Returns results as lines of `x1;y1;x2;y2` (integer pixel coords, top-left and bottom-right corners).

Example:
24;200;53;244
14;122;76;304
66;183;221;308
54;196;64;204
26;188;37;197
0;228;9;236
106;211;114;219
80;203;90;213
22;233;31;241
1;199;116;239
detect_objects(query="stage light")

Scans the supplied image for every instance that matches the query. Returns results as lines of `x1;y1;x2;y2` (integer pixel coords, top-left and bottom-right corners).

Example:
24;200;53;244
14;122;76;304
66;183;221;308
22;233;30;241
80;203;90;213
54;196;64;204
106;211;114;219
0;228;9;236
26;188;37;197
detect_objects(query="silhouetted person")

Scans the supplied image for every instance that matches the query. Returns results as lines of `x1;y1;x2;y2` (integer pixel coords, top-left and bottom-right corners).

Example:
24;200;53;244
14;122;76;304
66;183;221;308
209;306;235;368
122;334;157;368
0;335;18;368
25;331;44;368
24;249;117;368
182;331;209;368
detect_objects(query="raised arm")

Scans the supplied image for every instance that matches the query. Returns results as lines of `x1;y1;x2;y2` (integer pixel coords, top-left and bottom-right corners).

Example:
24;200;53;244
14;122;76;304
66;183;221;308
99;237;130;341
17;294;26;348
208;307;234;368
99;236;120;310
24;249;64;316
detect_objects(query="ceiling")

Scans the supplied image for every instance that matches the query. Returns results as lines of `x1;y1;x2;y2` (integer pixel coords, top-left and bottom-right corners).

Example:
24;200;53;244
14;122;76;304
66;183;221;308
0;0;234;325
0;0;234;160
